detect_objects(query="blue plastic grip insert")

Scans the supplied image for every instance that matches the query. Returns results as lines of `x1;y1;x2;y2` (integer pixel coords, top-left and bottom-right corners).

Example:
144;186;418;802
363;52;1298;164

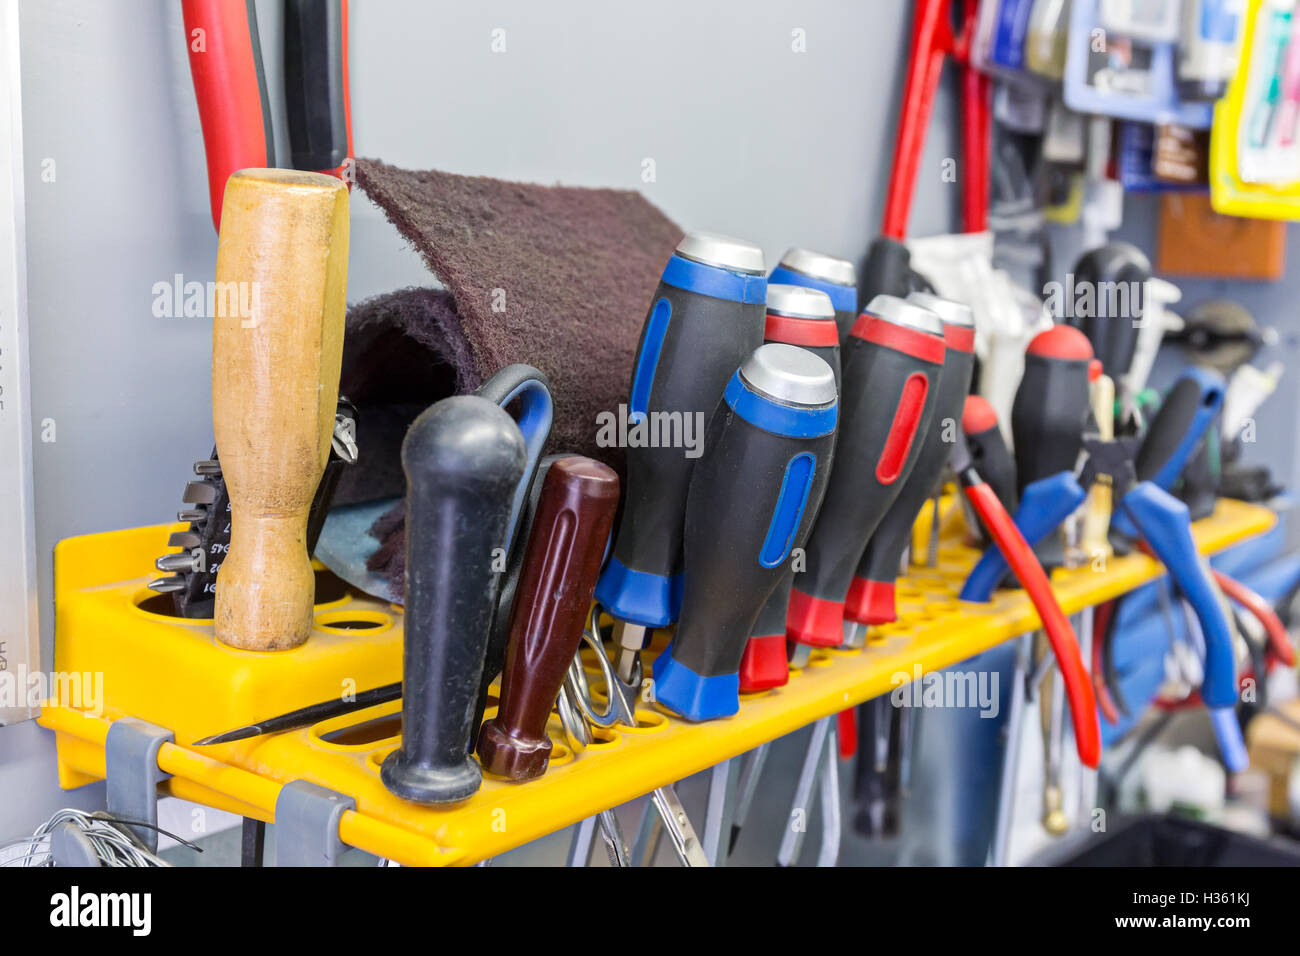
629;298;671;421
759;452;816;568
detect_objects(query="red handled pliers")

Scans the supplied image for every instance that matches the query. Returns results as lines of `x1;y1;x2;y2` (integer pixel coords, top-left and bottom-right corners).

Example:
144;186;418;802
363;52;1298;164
182;0;353;231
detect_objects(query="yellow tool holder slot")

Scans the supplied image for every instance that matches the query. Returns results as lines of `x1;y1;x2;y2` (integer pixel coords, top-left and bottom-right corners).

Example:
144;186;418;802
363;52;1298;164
39;498;1275;866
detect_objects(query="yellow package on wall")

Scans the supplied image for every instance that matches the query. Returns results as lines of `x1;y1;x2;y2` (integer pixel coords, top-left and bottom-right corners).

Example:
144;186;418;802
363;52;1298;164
1210;0;1300;220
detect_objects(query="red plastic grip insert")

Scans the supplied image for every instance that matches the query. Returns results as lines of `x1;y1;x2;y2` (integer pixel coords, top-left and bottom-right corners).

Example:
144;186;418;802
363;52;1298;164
876;373;929;484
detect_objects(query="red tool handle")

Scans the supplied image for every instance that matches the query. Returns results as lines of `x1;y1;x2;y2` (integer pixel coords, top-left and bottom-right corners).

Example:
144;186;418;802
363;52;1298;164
961;473;1101;769
881;0;988;239
182;0;275;232
1212;569;1295;667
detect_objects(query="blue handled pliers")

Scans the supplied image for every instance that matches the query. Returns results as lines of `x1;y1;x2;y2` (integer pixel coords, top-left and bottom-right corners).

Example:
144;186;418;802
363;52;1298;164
960;433;1247;772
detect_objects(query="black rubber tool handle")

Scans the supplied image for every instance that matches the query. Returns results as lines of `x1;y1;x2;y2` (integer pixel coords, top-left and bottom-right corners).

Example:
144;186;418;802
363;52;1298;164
787;295;946;648
1011;325;1094;495
380;395;526;805
1067;243;1150;381
847;295;976;625
858;236;924;309
594;234;766;629
283;0;352;174
651;344;838;721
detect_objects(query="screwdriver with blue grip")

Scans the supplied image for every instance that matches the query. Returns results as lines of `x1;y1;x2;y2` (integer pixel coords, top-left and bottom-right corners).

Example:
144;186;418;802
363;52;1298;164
739;284;843;691
594;233;767;686
769;248;859;345
961;364;1245;770
653;344;838;720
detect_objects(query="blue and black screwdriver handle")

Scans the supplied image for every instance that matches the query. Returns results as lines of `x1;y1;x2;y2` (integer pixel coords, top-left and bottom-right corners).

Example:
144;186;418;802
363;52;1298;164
652;344;838;721
740;284;842;693
594;233;767;686
961;366;1246;771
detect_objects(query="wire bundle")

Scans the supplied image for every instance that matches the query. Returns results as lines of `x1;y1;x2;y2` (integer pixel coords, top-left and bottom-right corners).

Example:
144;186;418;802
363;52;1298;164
0;809;173;867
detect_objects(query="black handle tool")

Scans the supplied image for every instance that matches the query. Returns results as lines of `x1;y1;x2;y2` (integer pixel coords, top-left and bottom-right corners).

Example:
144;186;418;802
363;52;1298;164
380;395;526;805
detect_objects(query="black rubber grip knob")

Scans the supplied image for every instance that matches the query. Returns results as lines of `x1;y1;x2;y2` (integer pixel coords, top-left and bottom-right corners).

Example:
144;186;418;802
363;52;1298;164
847;295;976;625
651;344;838;722
1067;243;1150;381
380;395;527;805
1011;325;1094;495
787;295;946;648
594;234;766;631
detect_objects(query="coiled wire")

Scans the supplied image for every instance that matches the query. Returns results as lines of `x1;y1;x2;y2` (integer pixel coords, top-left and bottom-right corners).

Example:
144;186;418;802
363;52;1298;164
0;809;183;867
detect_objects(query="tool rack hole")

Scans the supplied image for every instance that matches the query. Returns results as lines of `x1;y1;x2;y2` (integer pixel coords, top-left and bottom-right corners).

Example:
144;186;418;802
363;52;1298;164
314;609;395;634
130;589;212;623
616;709;668;734
585;727;622;749
316;712;402;748
130;567;351;623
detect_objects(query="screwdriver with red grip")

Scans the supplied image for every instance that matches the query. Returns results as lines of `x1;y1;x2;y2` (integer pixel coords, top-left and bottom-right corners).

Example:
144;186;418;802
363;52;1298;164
739;285;842;692
786;296;946;649
844;292;976;631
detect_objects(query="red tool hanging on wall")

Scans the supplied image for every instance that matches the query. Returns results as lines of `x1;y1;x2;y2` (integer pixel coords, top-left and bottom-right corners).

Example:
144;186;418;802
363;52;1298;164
862;0;992;305
183;0;354;232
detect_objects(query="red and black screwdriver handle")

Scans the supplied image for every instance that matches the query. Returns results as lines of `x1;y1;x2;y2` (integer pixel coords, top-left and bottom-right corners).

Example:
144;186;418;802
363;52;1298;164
787;297;946;648
476;456;620;781
594;239;767;632
1011;325;1095;496
846;299;976;626
653;344;838;721
380;396;526;805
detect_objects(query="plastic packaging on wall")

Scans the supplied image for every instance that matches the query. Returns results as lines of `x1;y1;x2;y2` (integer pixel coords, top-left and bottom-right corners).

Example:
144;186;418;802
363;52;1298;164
1210;0;1300;217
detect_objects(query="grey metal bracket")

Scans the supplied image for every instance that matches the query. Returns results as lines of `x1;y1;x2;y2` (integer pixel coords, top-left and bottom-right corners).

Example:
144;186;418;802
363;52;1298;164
105;716;174;852
274;780;356;867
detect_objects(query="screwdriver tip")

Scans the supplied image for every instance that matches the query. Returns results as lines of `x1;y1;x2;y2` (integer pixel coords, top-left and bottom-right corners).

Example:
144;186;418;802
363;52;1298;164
191;728;255;746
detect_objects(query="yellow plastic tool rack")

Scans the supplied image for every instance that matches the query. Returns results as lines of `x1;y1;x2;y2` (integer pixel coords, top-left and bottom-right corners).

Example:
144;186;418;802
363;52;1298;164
39;498;1275;865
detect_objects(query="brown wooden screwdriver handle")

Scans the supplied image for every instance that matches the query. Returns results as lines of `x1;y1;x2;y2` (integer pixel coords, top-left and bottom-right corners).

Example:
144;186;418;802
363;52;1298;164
476;457;620;781
212;169;349;650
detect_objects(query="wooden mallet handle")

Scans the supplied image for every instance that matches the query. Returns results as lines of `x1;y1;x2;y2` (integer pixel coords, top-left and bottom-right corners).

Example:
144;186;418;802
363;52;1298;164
212;168;349;651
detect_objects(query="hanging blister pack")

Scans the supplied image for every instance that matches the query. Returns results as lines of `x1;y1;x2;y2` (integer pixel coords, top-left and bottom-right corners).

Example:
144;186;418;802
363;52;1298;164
1210;0;1300;217
1065;0;1219;126
1118;121;1210;189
